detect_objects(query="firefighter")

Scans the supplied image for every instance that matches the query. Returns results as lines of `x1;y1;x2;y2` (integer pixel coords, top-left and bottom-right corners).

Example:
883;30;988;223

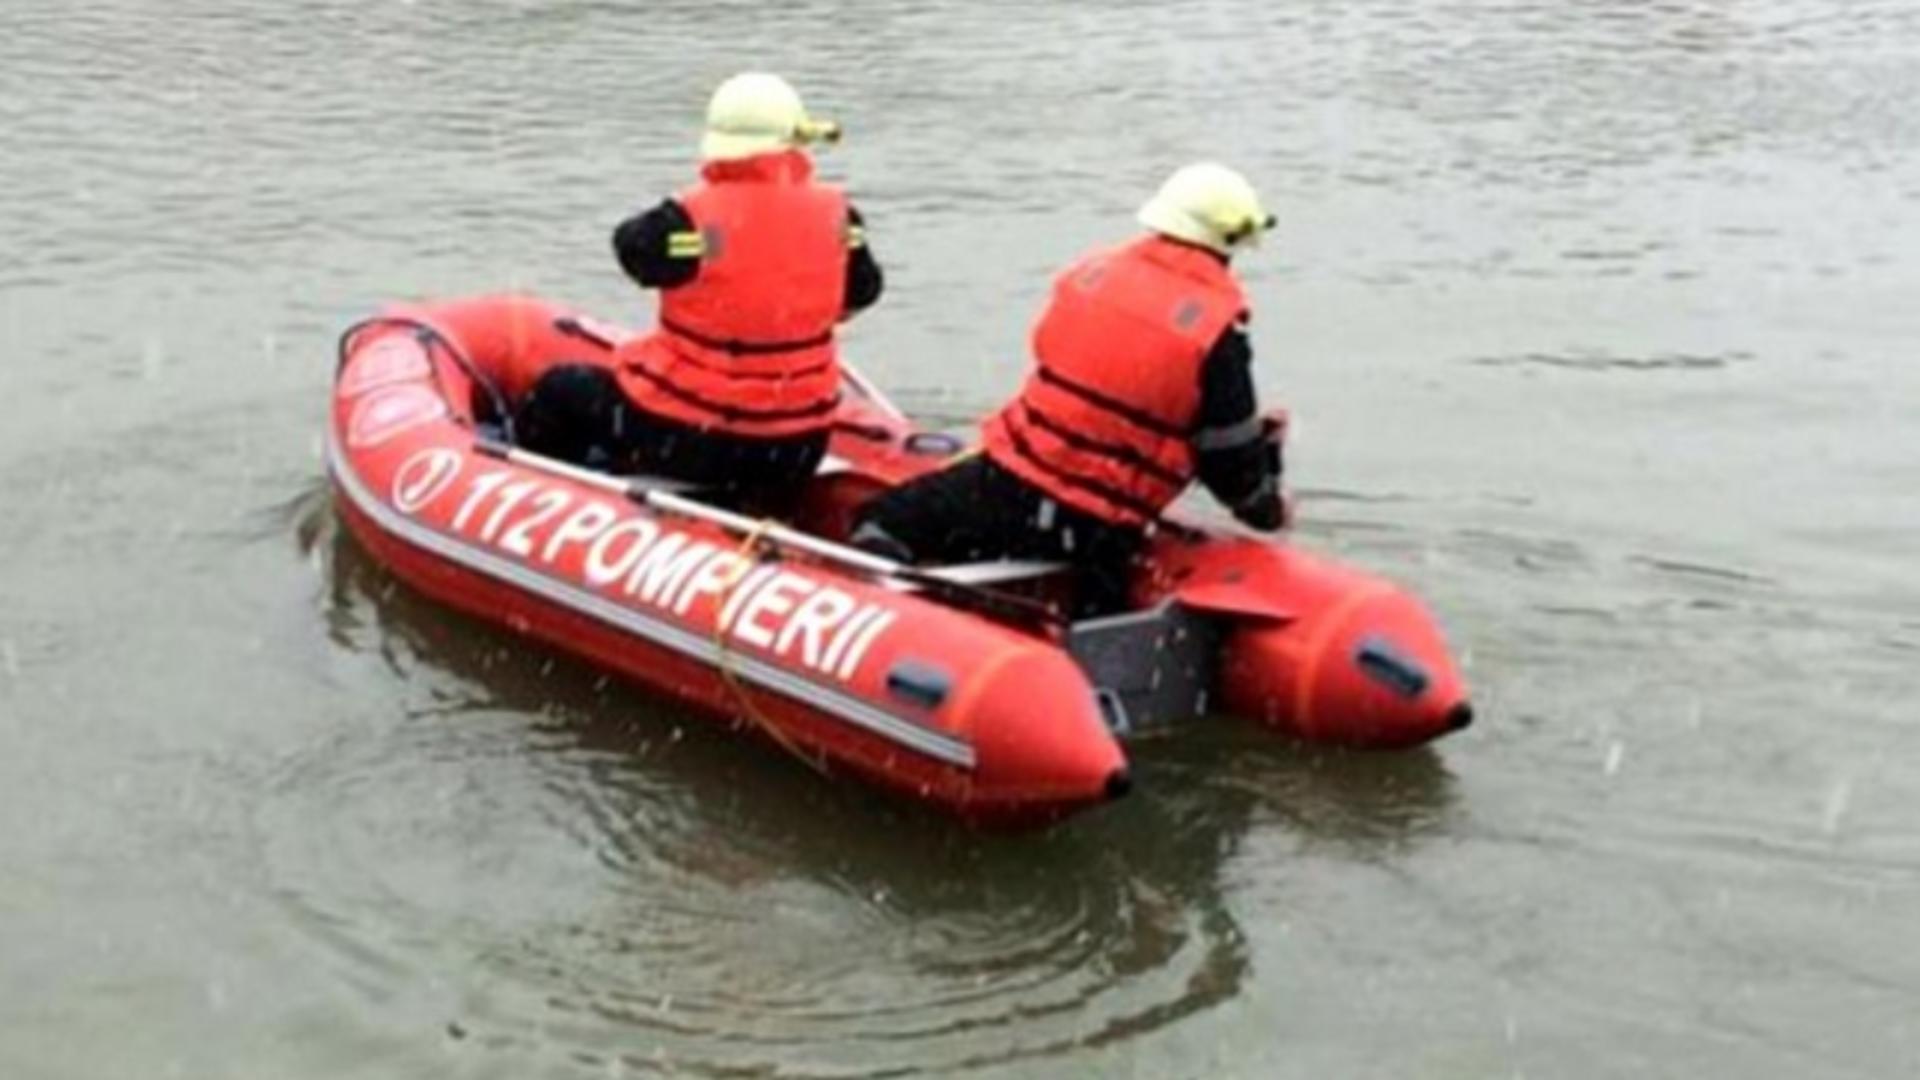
516;73;882;501
854;163;1285;617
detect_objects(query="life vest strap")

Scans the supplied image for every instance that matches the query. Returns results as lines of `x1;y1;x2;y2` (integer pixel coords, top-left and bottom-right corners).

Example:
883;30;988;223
997;420;1165;523
1035;365;1189;440
1016;401;1188;488
624;362;841;423
662;316;834;357
667;348;833;382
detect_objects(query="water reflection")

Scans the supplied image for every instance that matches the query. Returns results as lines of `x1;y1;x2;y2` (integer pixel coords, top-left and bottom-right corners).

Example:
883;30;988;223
270;489;1456;1074
1127;723;1460;862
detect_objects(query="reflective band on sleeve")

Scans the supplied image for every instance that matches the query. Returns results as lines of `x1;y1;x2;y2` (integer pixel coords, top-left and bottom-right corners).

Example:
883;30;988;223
1193;415;1265;452
666;231;706;258
846;224;867;249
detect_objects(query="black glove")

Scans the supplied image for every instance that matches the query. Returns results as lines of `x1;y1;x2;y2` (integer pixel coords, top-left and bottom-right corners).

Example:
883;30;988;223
1229;412;1289;531
1263;429;1285;480
1231;489;1287;531
1231;418;1290;531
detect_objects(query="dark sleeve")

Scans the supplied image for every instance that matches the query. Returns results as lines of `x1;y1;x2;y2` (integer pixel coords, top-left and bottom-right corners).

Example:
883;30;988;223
611;198;700;290
1193;321;1280;508
842;204;883;318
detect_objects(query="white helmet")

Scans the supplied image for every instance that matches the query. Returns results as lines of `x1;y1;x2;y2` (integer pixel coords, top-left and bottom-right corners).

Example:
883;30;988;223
700;72;841;163
1136;162;1275;256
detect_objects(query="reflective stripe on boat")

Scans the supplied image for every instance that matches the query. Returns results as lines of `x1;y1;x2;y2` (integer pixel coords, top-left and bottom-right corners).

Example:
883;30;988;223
326;434;977;769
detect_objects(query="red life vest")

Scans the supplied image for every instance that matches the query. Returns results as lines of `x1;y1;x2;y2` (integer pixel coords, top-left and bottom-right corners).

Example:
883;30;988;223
615;150;849;438
981;236;1246;526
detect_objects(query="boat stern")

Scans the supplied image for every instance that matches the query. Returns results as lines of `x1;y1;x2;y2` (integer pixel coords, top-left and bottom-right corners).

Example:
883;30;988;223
1220;582;1472;748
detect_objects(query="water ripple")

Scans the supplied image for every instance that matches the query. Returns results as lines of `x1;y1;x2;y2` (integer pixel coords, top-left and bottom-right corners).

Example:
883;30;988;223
247;512;1253;1075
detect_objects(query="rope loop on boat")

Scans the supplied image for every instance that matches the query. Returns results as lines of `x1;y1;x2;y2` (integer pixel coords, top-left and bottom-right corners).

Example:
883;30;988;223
337;315;517;445
712;516;830;775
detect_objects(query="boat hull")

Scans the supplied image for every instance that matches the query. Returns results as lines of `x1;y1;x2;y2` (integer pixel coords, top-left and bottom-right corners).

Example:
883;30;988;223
328;294;1471;825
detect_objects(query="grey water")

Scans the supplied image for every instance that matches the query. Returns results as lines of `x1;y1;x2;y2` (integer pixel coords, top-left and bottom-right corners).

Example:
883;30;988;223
2;1;1917;1076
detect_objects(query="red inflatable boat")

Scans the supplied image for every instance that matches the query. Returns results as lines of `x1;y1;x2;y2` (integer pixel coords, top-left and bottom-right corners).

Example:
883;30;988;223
328;295;1471;826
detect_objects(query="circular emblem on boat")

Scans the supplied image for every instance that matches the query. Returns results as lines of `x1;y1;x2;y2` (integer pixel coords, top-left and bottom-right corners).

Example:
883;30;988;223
391;448;463;514
347;383;447;448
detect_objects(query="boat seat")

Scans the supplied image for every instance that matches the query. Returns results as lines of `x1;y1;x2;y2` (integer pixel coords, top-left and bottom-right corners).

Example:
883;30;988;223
617;472;703;497
918;559;1071;587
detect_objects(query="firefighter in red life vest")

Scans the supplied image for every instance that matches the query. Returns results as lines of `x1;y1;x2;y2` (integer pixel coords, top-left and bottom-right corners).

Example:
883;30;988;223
854;163;1286;617
515;73;883;501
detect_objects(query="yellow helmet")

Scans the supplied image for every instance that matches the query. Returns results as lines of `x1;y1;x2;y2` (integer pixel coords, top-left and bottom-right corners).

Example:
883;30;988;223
1136;162;1275;256
700;72;841;163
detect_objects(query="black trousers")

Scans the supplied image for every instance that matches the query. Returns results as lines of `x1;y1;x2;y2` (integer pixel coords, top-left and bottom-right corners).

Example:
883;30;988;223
854;455;1144;618
513;364;828;505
